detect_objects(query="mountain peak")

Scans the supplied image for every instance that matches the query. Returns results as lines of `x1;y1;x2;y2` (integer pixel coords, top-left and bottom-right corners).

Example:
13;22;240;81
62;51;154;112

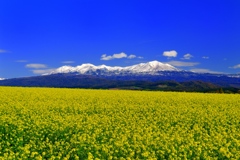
125;61;180;73
55;66;75;73
80;63;95;67
147;60;171;68
148;60;163;64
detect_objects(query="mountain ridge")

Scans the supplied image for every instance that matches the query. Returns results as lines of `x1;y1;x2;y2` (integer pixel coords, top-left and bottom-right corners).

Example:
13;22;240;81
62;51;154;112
0;74;223;92
0;72;240;92
47;60;181;75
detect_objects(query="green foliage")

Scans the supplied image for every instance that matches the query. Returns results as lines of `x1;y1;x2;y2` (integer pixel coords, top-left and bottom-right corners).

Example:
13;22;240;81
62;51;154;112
0;87;240;159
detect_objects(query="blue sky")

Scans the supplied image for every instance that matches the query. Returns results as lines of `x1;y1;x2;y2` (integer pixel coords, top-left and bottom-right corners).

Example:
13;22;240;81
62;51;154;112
0;0;240;78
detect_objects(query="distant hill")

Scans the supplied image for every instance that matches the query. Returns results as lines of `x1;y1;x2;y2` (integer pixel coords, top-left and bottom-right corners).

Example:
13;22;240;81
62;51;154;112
0;73;239;93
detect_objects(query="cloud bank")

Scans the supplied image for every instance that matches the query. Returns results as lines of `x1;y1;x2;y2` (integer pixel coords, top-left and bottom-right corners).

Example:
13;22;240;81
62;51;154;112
32;69;56;74
26;64;47;69
190;68;222;74
167;61;199;67
25;63;56;75
230;64;240;69
62;61;75;64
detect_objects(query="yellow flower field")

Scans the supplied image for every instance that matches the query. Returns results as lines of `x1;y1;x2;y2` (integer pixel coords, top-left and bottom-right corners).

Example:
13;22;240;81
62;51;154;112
0;86;240;159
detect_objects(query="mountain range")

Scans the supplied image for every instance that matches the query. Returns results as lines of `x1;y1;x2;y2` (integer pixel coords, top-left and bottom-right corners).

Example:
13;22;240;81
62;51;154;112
0;61;240;92
47;61;180;75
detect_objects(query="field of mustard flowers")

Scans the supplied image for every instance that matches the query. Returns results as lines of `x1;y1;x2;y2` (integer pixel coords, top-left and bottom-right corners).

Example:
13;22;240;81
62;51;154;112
0;86;240;159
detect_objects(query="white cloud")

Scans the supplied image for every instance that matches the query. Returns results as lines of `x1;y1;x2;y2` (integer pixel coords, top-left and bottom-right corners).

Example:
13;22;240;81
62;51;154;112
127;54;136;59
230;64;240;69
62;61;75;64
182;53;193;60
101;52;142;60
0;49;8;53
190;68;223;74
202;56;209;59
101;54;111;60
26;63;47;69
101;52;127;60
32;69;56;74
163;50;177;58
16;60;28;63
0;78;5;80
167;61;199;67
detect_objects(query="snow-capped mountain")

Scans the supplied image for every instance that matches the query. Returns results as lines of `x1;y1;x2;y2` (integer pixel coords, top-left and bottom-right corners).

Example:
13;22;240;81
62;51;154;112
1;61;240;90
47;61;181;75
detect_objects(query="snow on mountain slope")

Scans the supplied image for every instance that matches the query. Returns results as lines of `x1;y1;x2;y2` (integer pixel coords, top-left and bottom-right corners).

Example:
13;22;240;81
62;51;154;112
55;66;75;73
47;61;181;75
124;61;179;73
